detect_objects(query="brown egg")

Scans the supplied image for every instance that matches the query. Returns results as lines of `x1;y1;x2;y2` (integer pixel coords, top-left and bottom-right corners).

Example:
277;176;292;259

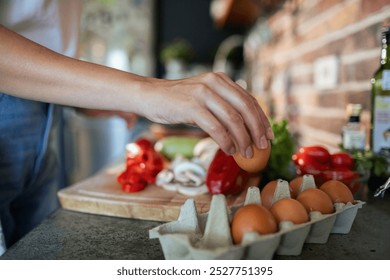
289;176;303;198
296;188;334;214
319;180;354;204
233;142;271;173
270;198;309;224
260;180;277;209
231;204;277;244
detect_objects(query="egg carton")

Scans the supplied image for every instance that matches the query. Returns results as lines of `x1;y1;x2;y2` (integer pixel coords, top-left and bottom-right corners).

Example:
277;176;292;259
149;175;365;259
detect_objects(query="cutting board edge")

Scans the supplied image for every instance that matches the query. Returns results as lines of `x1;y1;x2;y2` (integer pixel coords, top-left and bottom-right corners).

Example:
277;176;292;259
56;163;258;221
58;193;181;222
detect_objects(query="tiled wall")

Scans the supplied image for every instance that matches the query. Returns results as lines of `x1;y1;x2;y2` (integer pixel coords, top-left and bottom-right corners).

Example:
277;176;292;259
245;0;390;152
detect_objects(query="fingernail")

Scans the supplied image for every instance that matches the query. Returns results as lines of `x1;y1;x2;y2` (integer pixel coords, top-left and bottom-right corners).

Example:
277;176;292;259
229;146;236;155
245;145;253;158
267;127;275;140
260;135;268;149
255;137;262;150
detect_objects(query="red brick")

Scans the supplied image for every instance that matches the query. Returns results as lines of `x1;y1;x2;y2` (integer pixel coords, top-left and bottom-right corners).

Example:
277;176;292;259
361;0;390;18
300;1;360;42
315;92;347;109
246;0;390;148
345;91;371;110
298;115;346;135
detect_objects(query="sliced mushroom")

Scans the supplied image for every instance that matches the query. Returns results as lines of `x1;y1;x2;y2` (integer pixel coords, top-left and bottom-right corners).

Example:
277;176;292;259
156;159;208;196
177;184;209;196
156;169;175;186
174;162;205;184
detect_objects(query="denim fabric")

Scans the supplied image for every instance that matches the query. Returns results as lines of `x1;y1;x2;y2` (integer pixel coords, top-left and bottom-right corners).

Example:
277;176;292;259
0;93;60;247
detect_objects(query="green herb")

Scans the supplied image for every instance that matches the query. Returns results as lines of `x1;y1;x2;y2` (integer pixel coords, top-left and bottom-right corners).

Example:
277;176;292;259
267;119;296;181
343;149;389;177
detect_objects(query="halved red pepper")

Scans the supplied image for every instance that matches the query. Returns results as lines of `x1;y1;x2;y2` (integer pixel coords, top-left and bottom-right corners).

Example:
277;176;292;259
206;149;250;195
292;145;331;172
117;138;164;192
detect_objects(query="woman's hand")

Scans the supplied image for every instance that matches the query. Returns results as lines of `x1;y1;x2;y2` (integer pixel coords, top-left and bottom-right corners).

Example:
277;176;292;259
0;25;273;157
137;72;274;158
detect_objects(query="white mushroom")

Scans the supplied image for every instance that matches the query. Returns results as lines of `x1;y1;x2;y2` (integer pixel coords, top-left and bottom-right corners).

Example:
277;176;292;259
156;158;208;196
156;169;175;185
192;137;219;169
174;162;205;185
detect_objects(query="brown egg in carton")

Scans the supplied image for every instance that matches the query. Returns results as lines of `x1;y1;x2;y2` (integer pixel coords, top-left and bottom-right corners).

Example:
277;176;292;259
149;174;365;259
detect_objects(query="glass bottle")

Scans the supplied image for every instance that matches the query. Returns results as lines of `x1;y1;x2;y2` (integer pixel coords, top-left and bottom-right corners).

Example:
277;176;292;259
370;26;390;158
369;26;390;192
343;104;366;151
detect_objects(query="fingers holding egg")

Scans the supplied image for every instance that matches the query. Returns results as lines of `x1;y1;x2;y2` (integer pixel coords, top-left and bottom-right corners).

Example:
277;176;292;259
233;142;271;173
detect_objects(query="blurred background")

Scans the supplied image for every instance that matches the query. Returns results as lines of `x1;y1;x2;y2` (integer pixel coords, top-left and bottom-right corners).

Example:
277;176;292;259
61;0;390;186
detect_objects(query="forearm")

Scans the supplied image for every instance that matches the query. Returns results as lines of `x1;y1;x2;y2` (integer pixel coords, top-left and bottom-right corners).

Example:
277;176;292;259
0;25;274;157
0;25;145;113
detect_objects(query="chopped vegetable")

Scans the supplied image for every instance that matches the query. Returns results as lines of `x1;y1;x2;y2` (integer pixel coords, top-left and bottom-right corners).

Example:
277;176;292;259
205;149;250;195
118;138;164;192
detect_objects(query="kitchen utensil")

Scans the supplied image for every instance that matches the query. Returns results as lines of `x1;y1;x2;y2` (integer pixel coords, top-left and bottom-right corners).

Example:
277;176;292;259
374;177;390;198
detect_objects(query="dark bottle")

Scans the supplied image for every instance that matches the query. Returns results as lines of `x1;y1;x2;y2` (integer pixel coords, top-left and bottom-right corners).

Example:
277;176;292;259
369;26;390;191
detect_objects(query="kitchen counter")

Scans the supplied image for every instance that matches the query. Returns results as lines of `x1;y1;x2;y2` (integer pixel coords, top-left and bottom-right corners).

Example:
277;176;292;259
1;189;390;260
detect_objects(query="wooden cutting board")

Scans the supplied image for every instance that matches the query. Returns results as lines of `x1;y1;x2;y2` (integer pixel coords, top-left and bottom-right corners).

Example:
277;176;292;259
58;164;257;222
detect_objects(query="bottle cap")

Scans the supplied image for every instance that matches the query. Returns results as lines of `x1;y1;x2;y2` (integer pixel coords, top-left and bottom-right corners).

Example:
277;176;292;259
348;115;360;123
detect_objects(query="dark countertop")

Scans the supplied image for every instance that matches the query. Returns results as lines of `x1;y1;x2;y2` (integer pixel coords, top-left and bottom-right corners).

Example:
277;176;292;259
1;188;390;260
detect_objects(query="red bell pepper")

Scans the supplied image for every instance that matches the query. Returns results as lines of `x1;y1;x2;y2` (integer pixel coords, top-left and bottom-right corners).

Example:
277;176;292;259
292;145;361;193
206;149;250;195
330;152;354;169
292;145;331;172
117;138;163;192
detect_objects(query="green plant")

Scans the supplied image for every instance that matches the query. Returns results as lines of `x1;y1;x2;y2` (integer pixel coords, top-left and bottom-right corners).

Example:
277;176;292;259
160;39;194;64
267;119;296;181
342;149;389;177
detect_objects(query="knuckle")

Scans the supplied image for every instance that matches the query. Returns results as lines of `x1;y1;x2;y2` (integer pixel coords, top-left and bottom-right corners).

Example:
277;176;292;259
241;95;256;110
212;124;227;137
206;126;231;150
218;136;233;153
194;83;210;95
204;72;217;79
216;71;228;79
202;72;220;83
226;112;243;124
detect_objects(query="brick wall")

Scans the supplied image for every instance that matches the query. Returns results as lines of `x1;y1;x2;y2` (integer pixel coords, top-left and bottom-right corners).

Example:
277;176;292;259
245;0;390;152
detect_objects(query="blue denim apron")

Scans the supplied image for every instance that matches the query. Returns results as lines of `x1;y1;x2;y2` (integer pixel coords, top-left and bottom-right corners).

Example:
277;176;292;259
0;93;60;247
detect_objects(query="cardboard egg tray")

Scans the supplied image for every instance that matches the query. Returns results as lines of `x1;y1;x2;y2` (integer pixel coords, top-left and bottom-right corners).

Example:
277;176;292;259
149;175;365;259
